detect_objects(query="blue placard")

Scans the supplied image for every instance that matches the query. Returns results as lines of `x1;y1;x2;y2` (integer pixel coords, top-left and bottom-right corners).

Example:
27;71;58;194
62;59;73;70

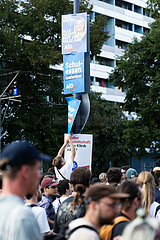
66;97;81;134
62;13;87;54
63;53;85;95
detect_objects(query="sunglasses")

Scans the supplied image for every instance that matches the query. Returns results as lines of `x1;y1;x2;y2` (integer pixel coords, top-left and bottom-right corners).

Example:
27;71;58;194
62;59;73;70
48;186;57;189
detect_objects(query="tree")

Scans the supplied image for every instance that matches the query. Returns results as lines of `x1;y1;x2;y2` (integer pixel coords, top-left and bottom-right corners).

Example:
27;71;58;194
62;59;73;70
84;92;131;176
109;19;160;158
0;0;108;158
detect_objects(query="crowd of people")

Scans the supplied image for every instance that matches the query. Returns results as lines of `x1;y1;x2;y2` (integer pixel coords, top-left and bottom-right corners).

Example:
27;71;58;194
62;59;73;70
0;136;160;240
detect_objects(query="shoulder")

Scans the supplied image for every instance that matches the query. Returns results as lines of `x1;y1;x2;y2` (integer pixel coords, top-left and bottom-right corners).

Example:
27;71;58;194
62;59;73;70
112;221;129;238
150;201;160;217
62;159;73;170
57;196;73;213
69;219;99;240
31;206;47;215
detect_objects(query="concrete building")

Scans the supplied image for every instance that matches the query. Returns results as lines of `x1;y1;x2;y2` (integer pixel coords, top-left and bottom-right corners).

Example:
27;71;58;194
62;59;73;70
90;0;154;102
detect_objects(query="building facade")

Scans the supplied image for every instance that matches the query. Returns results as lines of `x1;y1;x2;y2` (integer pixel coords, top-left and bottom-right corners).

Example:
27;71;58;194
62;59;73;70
90;0;154;102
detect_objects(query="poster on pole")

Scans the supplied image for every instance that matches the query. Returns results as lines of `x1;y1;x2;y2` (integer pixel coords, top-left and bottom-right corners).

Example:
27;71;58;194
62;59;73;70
63;52;85;94
64;134;93;170
62;13;87;54
66;97;81;134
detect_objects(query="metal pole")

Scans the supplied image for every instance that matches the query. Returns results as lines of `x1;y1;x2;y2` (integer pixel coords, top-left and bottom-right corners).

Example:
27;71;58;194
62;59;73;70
74;0;79;14
73;0;79;109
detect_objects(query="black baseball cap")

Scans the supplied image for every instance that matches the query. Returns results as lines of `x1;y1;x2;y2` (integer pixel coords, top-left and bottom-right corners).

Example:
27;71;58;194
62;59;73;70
0;140;41;168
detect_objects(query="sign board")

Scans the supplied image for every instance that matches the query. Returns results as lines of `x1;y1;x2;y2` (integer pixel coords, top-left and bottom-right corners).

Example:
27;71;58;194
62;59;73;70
63;52;86;94
66;97;81;134
62;13;87;54
64;134;93;170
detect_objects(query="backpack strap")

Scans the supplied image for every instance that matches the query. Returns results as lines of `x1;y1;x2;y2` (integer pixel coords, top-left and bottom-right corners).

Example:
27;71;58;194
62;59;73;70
57;168;68;180
100;216;130;240
155;205;160;217
67;224;99;239
114;216;130;225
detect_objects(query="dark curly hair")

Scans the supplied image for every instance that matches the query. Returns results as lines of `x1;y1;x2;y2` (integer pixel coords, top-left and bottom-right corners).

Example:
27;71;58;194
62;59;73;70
58;180;70;195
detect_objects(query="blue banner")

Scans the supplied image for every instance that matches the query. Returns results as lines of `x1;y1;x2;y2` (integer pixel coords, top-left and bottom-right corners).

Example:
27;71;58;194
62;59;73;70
62;13;87;54
66;97;81;134
63;53;85;95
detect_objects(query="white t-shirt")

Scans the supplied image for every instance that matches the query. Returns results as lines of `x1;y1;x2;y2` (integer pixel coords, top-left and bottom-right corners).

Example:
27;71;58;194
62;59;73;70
68;218;99;240
0;194;42;240
26;204;50;233
149;201;160;221
52;196;69;213
55;158;73;181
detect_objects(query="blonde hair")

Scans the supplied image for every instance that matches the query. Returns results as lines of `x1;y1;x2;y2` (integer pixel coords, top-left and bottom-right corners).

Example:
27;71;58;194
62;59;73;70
137;171;155;215
99;173;107;182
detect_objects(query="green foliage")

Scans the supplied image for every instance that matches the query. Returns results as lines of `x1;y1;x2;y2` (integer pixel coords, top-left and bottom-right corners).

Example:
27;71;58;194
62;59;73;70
90;14;109;56
147;0;160;18
84;92;131;176
109;19;160;158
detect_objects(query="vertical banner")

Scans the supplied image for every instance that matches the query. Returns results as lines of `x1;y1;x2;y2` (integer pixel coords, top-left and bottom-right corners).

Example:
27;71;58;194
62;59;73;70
62;13;87;54
66;97;81;134
63;53;85;94
64;134;93;170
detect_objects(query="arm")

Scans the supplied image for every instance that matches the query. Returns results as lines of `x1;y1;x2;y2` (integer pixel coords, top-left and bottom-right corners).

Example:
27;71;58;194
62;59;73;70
47;218;54;229
68;134;76;162
57;137;69;156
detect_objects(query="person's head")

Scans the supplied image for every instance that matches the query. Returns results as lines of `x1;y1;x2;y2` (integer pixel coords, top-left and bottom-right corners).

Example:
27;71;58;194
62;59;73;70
153;167;160;172
70;167;92;211
99;173;107;183
121;166;130;180
137;171;155;215
122;210;159;240
52;155;65;170
118;181;142;218
85;183;129;227
126;168;138;181
41;177;59;197
0;140;41;198
152;170;160;188
26;184;42;202
58;179;72;196
90;177;101;185
74;17;86;36
44;172;55;179
107;168;122;186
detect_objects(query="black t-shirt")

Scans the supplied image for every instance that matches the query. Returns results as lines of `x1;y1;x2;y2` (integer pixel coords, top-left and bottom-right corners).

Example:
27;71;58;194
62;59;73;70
111;212;130;240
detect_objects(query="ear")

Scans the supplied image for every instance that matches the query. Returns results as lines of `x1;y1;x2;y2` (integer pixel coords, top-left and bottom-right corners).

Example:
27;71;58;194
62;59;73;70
133;197;139;207
43;187;48;194
20;165;31;179
90;201;98;211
